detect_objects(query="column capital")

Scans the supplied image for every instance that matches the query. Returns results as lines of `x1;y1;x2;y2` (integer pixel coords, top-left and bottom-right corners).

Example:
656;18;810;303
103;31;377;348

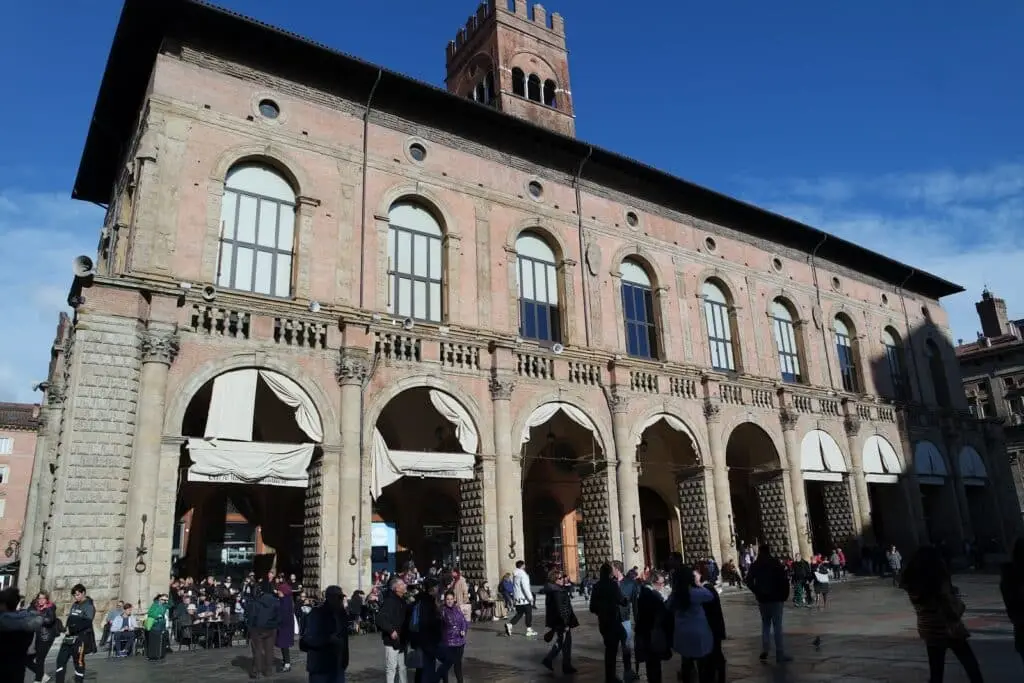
703;399;722;424
141;331;180;366
843;414;862;437
336;348;371;386
779;406;799;432
608;388;630;415
488;375;515;401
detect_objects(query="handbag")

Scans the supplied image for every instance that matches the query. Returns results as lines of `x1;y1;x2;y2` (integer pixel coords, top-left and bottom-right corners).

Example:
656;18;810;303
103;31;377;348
404;648;424;668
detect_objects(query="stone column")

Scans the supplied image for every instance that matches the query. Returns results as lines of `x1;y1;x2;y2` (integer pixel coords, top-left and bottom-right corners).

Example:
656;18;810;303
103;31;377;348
19;394;58;596
489;374;520;580
120;329;179;606
610;391;642;569
780;408;812;559
705;401;735;562
336;348;370;591
843;415;873;542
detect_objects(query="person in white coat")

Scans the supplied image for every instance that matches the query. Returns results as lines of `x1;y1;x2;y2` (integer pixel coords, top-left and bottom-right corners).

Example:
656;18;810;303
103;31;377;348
504;560;537;638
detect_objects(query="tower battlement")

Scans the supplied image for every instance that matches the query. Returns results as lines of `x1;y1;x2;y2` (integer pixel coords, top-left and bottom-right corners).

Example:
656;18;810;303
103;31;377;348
446;1;565;65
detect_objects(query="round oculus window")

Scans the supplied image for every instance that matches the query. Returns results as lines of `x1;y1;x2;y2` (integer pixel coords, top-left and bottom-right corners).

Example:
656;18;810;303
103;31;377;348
528;180;544;199
625;211;639;227
831;276;842;290
881;293;889;305
771;256;783;272
258;99;280;119
408;143;427;162
704;236;717;252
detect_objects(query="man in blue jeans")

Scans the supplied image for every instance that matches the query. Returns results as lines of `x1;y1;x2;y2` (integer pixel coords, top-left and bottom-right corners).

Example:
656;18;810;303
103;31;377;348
744;543;792;664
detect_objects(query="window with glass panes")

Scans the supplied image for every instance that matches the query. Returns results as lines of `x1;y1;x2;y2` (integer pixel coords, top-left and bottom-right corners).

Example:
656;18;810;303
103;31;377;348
702;281;735;371
620;259;657;359
926;339;951;407
771;299;801;383
387;203;443;323
834;317;859;392
216;164;296;297
882;328;907;399
516;233;560;343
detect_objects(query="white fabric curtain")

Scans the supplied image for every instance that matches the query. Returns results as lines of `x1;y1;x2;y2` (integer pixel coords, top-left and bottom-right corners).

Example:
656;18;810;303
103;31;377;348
372;428;403;500
259;370;324;443
186;438;315;488
369;428;476;499
428;389;479;454
204;369;258;441
519;402;602;451
632;414;698;452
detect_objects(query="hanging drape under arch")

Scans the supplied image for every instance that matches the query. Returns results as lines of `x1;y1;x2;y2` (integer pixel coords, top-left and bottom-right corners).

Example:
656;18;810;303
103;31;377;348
519;402;604;453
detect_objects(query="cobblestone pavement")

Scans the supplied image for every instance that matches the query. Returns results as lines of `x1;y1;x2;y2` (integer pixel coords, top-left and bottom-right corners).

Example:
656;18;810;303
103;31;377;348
29;573;1020;682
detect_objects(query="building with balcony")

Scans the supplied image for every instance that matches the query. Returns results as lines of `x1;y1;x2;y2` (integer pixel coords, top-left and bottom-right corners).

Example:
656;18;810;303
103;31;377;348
0;401;41;587
957;289;1024;524
21;0;1023;606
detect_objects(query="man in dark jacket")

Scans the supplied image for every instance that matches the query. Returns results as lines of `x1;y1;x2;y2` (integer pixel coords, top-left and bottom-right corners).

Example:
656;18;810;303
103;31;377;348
376;576;410;682
0;587;44;682
696;562;727;683
791;555;812;607
54;584;96;683
590;562;630;683
745;543;792;664
541;569;578;675
247;583;281;679
408;578;443;683
301;585;349;683
634;571;671;683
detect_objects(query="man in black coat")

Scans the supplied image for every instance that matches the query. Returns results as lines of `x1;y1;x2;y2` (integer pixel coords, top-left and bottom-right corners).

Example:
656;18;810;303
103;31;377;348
541;569;578;675
376;576;410;682
300;585;349;683
54;583;97;683
589;562;630;683
745;543;792;664
0;587;43;682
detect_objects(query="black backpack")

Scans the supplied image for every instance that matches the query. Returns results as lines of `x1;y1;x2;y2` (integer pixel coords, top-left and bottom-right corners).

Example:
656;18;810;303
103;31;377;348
249;595;280;630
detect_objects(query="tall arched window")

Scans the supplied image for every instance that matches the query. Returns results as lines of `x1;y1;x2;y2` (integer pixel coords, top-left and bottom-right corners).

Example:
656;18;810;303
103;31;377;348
834;316;859;392
516;233;560;343
702;281;736;372
543;79;557;108
527;74;542;102
512;68;525;97
882;327;907;400
771;299;801;383
620;259;657;359
485;71;495;104
925;339;951;407
217;163;296;298
387;202;443;323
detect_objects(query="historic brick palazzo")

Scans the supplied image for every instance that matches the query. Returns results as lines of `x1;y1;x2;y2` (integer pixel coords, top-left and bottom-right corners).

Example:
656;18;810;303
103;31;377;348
21;0;1023;606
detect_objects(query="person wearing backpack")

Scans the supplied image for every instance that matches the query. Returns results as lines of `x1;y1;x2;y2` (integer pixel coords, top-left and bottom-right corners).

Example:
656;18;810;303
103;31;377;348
299;585;349;683
247;583;281;679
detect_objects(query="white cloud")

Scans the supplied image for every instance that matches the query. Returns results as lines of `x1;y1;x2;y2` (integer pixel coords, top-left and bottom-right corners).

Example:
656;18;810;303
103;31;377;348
0;191;102;403
732;163;1024;343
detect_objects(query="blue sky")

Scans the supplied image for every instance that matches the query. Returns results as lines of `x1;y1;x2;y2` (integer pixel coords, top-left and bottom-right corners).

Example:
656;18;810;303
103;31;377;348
0;0;1022;401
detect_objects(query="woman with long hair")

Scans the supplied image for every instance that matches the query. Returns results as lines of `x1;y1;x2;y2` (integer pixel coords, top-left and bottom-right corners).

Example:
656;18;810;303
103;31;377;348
902;545;984;683
1000;537;1024;671
28;591;58;682
670;566;715;683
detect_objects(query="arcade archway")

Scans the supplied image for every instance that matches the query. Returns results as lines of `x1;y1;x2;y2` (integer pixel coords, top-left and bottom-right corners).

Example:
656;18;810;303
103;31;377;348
799;430;855;555
726;423;789;557
862;435;910;548
176;368;324;582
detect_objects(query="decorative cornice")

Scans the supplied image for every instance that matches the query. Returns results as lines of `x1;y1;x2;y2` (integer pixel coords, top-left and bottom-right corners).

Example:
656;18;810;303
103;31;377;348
843;414;861;437
141;331;180;366
488;375;515;401
703;399;721;424
779;407;799;432
336;348;371;386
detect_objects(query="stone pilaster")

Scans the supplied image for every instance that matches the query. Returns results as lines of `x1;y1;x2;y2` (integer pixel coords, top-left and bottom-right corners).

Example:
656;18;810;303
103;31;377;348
19;391;62;597
120;328;179;607
941;419;972;545
705;400;735;561
337;348;370;591
489;373;520;583
843;414;873;543
780;407;811;558
149;436;185;598
610;389;642;569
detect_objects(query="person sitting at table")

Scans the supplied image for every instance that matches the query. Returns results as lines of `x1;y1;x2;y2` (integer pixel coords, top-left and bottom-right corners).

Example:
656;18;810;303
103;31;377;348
111;603;139;657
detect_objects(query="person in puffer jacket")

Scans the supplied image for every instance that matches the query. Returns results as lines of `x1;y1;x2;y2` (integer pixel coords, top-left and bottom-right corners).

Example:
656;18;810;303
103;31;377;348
0;587;44;682
540;569;578;675
55;584;97;683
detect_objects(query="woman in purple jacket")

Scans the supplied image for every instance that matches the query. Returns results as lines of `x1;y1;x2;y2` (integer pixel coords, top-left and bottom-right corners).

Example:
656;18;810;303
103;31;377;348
437;590;468;683
275;581;296;673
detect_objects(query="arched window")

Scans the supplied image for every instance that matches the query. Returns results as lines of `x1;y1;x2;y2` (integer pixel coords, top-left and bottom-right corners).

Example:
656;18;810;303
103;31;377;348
473;81;486;102
485;71;495;104
834;316;859;392
543;79;557;108
882;327;907;400
702;281;736;372
387;202;443;323
925;339;951;407
621;259;657;359
216;163;296;298
527;74;542;102
771;299;801;383
516;233;560;343
512;68;525;97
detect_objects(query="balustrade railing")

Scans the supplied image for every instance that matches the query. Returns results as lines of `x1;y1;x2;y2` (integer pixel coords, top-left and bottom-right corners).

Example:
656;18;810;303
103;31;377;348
375;332;420;362
517;352;554;380
630;370;659;394
440;342;481;371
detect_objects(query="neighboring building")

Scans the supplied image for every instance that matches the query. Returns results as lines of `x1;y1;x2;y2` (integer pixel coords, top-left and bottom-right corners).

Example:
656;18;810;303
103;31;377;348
0;401;40;588
22;0;1021;608
956;289;1024;521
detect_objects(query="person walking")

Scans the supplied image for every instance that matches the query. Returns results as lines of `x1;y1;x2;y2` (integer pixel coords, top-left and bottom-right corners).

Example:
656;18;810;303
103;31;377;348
887;545;904;587
1000;537;1024;672
0;587;44;683
28;591;59;682
300;585;349;683
634;571;671;683
745;543;792;664
590;562;631;683
671;566;716;683
504;560;536;638
437;590;468;683
540;568;579;675
696;562;727;683
409;578;443;683
276;581;297;673
377;576;410;683
54;584;96;683
247;582;282;679
903;545;984;683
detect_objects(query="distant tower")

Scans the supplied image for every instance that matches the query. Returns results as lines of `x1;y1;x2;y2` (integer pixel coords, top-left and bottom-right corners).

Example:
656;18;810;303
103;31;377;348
976;288;1011;338
446;0;576;137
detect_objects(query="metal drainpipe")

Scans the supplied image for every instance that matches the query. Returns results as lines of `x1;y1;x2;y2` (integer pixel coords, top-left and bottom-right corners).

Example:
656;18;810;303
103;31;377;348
574;146;594;348
358;69;383;309
809;233;835;387
897;269;927;401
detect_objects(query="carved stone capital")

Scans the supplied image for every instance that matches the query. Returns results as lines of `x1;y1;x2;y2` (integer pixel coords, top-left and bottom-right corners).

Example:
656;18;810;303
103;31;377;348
488;375;515;401
336;348;370;386
608;390;630;415
779;407;800;432
141;331;180;366
843;414;861;437
703;400;721;423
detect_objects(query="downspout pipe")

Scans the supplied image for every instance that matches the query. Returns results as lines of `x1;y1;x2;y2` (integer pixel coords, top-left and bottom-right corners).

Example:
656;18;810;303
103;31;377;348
896;269;926;401
358;69;383;309
574;146;594;348
809;233;835;387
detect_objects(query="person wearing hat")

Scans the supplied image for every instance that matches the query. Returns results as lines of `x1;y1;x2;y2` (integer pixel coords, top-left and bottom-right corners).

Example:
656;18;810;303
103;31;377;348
300;585;349;683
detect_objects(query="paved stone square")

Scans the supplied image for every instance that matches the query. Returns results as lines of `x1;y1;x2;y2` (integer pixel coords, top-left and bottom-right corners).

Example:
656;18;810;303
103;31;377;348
30;574;1021;682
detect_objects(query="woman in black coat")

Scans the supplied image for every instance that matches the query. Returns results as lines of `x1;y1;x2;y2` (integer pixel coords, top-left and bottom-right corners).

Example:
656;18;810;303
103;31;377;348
28;592;59;683
541;569;579;674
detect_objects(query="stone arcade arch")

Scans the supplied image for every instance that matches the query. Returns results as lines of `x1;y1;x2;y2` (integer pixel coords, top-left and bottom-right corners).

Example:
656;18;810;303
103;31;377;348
958;446;998;544
726;423;790;557
520;401;609;581
914;440;953;543
799;429;855;555
861;435;914;548
175;367;325;586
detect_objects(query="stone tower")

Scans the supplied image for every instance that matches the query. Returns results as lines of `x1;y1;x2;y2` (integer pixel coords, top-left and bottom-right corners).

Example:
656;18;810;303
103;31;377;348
445;0;576;137
977;288;1011;338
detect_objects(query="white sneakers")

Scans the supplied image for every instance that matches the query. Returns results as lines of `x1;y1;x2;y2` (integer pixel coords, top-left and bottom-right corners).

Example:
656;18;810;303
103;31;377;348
525;627;537;637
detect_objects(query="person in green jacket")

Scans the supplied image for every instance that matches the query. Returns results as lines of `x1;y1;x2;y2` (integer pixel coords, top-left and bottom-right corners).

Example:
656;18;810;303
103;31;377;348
145;594;170;660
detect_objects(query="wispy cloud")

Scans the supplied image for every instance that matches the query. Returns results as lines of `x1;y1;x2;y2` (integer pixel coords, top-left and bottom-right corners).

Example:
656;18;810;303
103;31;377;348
734;163;1024;342
0;190;102;402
